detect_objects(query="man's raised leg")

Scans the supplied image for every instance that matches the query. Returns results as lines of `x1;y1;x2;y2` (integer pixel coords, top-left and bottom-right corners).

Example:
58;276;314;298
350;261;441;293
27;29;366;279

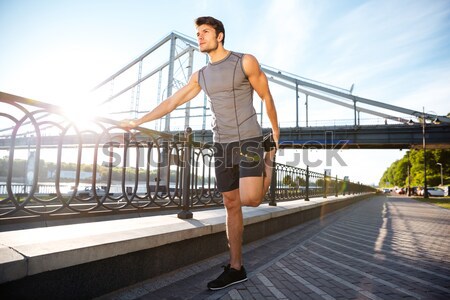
263;148;276;192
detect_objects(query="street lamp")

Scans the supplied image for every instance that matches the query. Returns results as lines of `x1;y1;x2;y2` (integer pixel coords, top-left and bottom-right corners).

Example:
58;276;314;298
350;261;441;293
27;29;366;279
422;107;428;198
420;108;440;198
407;149;411;196
408;108;442;198
437;163;443;186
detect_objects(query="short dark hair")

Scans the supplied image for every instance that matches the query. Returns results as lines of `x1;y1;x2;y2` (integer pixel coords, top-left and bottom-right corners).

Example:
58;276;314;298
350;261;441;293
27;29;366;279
195;16;225;45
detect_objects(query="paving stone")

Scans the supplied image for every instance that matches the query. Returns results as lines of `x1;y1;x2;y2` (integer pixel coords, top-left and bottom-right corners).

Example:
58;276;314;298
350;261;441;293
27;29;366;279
96;196;450;300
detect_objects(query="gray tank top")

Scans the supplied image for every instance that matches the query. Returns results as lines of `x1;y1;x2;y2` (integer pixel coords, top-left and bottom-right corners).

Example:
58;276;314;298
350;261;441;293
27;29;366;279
198;51;262;143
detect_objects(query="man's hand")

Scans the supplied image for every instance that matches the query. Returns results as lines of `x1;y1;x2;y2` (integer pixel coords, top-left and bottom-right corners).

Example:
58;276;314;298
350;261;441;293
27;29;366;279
119;119;139;130
272;128;280;150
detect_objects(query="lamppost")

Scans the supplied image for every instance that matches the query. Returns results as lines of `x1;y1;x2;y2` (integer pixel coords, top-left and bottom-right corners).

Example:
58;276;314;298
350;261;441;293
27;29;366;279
408;108;439;198
408;108;444;197
437;162;443;186
407;149;411;196
422;107;428;198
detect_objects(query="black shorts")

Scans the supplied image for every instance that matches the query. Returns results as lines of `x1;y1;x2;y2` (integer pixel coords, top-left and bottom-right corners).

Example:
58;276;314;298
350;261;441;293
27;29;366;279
213;136;264;192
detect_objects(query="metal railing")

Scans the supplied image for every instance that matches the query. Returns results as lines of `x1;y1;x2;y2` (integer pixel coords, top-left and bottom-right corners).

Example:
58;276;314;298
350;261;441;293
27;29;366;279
0;92;374;221
270;163;370;202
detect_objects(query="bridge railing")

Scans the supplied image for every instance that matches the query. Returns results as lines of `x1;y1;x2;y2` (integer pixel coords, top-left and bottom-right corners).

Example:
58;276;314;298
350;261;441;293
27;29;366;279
0;92;374;221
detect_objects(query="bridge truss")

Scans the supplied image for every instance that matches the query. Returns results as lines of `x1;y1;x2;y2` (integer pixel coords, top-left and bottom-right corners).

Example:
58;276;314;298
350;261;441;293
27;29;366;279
90;32;450;149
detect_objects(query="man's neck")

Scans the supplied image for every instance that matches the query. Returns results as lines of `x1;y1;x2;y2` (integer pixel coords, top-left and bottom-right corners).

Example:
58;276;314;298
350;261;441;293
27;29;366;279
208;47;230;63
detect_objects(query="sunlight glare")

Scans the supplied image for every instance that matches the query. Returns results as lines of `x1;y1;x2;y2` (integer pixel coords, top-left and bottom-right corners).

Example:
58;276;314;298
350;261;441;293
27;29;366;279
33;46;108;129
61;93;102;129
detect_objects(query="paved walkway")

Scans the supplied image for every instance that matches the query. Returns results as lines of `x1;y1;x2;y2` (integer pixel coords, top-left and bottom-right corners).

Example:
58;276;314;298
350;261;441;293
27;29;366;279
97;195;450;300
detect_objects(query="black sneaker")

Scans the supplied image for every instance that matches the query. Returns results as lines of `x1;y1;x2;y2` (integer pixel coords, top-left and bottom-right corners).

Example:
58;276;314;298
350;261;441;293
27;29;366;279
207;265;248;290
262;133;277;152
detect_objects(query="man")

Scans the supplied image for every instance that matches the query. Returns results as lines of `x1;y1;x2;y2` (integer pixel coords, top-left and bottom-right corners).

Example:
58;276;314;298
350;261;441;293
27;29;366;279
122;16;279;290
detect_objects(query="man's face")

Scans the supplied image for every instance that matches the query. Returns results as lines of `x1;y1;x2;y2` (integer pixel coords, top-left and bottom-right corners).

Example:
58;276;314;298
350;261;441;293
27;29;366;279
196;24;220;53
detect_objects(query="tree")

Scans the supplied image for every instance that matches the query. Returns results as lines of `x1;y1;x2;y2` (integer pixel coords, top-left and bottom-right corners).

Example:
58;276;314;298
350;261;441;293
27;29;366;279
282;175;293;186
379;149;450;187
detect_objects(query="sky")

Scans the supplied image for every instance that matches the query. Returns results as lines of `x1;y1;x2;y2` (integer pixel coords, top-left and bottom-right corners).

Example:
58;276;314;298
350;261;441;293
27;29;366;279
1;0;450;186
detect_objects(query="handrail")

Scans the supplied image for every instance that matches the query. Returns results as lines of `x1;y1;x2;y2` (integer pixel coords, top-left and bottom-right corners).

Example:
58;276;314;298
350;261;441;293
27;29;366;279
0;92;375;221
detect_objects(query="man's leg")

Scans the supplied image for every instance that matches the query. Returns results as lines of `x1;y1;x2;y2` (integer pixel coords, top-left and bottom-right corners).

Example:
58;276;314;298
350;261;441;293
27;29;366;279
222;188;243;270
239;148;276;207
263;148;277;192
207;188;248;290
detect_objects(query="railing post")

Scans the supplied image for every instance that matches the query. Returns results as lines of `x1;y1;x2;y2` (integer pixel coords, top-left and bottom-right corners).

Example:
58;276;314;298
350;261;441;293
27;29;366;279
323;170;327;198
269;158;277;206
178;127;193;219
305;165;310;201
343;178;346;196
335;175;338;197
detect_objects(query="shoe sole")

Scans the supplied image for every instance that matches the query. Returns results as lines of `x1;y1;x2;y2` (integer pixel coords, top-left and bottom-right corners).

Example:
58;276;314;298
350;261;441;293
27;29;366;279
207;277;248;291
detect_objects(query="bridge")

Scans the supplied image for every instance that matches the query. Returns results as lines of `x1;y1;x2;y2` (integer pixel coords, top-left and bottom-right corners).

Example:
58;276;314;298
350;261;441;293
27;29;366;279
2;121;448;150
0;32;450;215
89;32;450;148
1;32;449;152
1;30;449;218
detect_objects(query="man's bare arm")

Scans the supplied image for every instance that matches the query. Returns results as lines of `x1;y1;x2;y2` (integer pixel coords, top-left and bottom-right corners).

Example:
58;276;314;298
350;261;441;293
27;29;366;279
122;72;202;128
243;54;279;148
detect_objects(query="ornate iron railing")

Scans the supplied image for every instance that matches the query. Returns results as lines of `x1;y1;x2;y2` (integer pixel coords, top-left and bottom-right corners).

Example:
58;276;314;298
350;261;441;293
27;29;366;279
0;92;374;221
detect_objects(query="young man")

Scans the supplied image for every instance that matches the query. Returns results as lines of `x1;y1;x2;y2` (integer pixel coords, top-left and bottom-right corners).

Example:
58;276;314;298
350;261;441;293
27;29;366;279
122;16;279;290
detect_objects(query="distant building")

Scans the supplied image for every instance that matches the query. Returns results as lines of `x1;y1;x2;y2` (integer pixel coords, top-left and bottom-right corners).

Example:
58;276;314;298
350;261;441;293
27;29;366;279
48;170;100;180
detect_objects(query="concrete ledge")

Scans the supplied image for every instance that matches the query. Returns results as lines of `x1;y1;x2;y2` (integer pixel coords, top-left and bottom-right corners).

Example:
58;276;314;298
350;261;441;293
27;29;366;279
0;214;215;280
0;246;27;283
0;193;372;298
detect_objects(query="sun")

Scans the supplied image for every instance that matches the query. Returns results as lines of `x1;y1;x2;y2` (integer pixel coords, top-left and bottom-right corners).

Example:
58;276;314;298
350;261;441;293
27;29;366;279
60;94;103;129
29;46;112;129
